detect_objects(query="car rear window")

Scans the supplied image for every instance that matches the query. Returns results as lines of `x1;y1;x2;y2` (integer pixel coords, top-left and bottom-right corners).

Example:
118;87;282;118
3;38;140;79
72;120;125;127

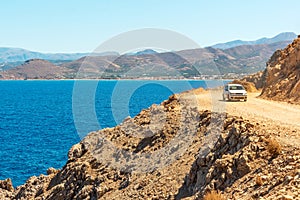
229;85;244;90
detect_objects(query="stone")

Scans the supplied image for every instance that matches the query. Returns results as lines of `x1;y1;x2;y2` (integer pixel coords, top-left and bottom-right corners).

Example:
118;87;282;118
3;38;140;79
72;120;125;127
47;167;58;175
68;143;85;160
279;195;294;200
0;179;14;192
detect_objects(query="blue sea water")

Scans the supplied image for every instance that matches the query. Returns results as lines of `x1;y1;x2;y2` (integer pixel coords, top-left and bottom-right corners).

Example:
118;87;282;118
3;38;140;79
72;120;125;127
0;80;227;186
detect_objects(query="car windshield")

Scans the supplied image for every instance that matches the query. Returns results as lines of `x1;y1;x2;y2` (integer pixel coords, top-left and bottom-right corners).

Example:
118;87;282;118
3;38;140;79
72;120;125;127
229;85;244;90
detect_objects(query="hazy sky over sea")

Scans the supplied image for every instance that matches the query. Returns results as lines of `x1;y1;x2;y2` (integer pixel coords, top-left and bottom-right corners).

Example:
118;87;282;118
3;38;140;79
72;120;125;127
1;0;299;53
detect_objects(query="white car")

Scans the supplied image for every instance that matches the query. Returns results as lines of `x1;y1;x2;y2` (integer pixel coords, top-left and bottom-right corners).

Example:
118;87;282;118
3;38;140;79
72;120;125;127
223;84;247;101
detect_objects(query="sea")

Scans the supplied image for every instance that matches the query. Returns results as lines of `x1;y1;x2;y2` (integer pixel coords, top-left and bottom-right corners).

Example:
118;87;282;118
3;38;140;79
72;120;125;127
0;80;228;186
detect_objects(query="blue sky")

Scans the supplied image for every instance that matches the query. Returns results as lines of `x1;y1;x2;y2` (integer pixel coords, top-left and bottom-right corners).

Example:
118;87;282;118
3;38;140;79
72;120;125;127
1;0;299;53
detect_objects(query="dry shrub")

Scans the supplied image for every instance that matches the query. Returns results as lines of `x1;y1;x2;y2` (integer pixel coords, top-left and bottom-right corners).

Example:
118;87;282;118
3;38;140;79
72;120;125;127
203;190;225;200
189;87;206;95
267;138;282;156
255;175;263;186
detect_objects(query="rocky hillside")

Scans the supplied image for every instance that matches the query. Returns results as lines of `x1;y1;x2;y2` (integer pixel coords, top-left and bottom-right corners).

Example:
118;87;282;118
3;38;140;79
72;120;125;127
0;93;299;200
259;36;300;103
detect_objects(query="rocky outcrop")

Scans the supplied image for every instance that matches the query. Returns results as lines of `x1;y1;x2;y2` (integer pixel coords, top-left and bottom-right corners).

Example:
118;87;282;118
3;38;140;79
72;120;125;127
260;36;300;103
178;117;256;198
178;117;300;199
0;179;14;200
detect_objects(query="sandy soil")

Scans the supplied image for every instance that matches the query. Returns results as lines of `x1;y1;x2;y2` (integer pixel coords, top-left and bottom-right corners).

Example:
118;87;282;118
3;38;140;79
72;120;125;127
183;90;300;147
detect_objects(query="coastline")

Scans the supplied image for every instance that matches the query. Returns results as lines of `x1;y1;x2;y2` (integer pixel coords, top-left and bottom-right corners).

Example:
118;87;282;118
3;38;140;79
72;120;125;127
1;86;299;199
0;78;233;81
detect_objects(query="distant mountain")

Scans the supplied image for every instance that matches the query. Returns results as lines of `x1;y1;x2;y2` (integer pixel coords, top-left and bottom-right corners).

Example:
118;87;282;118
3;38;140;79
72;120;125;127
0;47;119;63
0;33;294;79
134;49;158;55
211;32;297;49
0;59;71;79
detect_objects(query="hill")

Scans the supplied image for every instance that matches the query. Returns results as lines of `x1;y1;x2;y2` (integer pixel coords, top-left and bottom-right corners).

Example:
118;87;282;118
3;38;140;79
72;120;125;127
0;59;71;79
212;32;297;49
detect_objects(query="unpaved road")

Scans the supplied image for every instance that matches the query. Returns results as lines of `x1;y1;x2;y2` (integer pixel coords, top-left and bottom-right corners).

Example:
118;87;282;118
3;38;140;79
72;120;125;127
183;90;300;146
185;91;300;128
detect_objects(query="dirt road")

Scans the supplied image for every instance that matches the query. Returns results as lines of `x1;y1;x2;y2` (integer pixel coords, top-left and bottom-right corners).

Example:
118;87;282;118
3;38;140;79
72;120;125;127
183;90;300;146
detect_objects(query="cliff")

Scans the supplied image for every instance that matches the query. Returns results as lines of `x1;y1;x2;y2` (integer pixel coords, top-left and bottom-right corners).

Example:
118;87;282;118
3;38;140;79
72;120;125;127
260;36;300;103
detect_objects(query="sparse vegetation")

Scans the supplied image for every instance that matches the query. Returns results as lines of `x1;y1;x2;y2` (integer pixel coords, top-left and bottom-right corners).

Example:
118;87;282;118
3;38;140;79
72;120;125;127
255;175;263;186
267;138;282;156
203;190;226;200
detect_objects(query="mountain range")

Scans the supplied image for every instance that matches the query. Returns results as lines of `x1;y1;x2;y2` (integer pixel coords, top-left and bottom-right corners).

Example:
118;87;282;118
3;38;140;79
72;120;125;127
0;48;119;66
0;32;297;79
211;32;297;49
0;48;88;63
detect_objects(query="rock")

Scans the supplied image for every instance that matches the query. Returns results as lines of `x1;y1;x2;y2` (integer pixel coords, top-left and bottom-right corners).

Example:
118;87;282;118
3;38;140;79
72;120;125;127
279;195;294;200
134;183;142;190
0;179;14;192
236;154;251;176
283;175;293;185
47;167;58;175
119;178;130;190
68;143;85;160
169;94;179;101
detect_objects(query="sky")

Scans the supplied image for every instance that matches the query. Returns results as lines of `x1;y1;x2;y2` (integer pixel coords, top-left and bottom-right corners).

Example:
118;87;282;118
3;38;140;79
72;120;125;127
1;0;300;53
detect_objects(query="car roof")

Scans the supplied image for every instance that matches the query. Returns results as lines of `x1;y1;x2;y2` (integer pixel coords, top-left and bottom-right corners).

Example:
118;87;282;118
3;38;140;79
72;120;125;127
226;84;244;87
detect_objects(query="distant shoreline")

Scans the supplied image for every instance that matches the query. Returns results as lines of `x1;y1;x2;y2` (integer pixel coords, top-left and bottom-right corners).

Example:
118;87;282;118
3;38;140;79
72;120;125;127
0;78;233;81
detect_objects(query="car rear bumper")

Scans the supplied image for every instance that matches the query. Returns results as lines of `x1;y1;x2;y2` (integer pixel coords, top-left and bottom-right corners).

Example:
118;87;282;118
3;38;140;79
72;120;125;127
229;95;247;100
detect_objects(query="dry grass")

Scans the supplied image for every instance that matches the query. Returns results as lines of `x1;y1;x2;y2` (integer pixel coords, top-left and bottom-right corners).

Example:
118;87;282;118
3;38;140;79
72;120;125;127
203;190;226;200
255;175;263;186
266;138;282;157
183;87;207;95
